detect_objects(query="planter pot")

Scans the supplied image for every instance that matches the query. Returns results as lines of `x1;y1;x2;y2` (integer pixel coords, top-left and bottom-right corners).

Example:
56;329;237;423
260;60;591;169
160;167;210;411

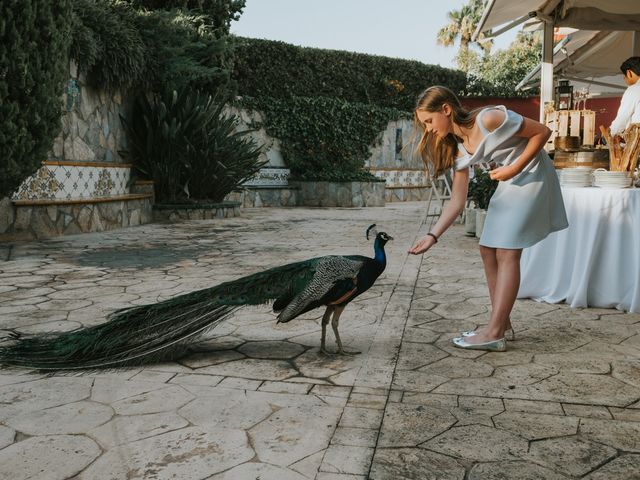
475;209;487;239
289;181;385;207
464;207;476;236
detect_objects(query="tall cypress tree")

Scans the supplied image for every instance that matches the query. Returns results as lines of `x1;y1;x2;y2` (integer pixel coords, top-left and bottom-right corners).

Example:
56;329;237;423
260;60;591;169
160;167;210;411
0;1;72;198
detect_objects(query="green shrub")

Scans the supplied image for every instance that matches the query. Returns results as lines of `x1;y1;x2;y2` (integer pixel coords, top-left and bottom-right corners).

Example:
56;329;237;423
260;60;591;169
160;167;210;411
240;96;401;182
468;166;498;210
0;1;72;199
70;1;235;93
233;37;467;111
122;88;264;203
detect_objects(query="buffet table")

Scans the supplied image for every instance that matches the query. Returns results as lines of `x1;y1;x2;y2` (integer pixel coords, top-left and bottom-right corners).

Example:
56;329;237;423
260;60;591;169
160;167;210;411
519;187;640;312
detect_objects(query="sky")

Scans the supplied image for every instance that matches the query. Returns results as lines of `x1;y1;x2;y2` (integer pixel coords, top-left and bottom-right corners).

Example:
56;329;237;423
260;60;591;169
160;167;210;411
230;0;519;70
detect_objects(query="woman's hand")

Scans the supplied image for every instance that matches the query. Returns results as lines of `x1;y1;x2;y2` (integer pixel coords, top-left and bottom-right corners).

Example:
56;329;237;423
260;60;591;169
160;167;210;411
489;164;518;181
408;235;437;255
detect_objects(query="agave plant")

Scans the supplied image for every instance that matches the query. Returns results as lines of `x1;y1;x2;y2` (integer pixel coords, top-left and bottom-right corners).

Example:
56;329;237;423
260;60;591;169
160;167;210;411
122;88;264;203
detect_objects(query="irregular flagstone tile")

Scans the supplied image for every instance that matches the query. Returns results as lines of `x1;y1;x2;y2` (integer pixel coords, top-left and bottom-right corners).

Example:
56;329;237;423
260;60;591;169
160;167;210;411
339;407;384;429
377;403;456;447
346;393;387;409
422;318;478;335
620;334;640;349
570;320;638;344
580;418;640;452
511;326;592;353
249;405;341;467
78;427;253;480
0;376;92;421
522;373;640;406
0;434;100;480
562;403;612;419
36;298;93;311
6;400;113;435
329;367;362;386
320;445;374;476
392;370;449;393
370;447;465;480
396;342;448;370
111;384;194;415
237;340;305;359
468;460;570;480
525;437;617;477
258;380;312;394
89;411;189;447
331;427;378;447
503;398;564;415
128;369;177;383
609;407;640;422
450;406;502;427
491;364;558;385
406;309;442;327
178;390;274;430
179;350;245;369
458;395;503;410
533;353;611;374
0;372;47;386
584;454;640;480
0;425;15;449
311;384;352;398
191;335;245;351
211;376;262;390
17;320;82;334
401;392;458;408
196;358;299;381
402;326;441;344
294;350;359;378
418;356;494;378
571;340;640;360
493;411;579;439
612;359;640;387
423;424;528;462
432;301;487;320
289;450;325;479
209;462;308;480
316;473;366;480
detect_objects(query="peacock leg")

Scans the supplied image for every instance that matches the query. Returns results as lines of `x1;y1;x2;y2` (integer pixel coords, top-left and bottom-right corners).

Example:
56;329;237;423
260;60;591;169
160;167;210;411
331;305;360;355
320;306;333;355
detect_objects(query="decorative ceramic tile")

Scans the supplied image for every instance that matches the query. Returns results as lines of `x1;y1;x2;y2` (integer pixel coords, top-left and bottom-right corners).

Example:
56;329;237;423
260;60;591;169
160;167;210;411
369;169;428;188
243;168;290;187
12;164;130;200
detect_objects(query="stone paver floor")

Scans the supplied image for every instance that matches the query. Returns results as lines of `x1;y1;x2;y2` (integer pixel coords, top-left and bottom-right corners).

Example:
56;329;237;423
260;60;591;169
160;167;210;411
1;202;640;479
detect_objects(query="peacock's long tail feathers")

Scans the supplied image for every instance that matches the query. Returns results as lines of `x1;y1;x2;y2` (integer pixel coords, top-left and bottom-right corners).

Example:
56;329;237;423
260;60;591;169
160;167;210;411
0;258;322;371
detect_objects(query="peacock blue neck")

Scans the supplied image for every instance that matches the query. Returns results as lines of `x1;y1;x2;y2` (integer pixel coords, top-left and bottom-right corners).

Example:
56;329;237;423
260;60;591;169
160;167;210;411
373;237;386;264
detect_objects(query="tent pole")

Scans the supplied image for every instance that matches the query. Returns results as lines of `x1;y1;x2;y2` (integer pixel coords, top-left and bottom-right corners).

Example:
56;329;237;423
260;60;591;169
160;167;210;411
540;21;554;122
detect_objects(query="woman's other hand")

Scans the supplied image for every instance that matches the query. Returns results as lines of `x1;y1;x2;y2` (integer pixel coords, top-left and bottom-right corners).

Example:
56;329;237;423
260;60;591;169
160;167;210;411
408;235;436;255
489;165;518;181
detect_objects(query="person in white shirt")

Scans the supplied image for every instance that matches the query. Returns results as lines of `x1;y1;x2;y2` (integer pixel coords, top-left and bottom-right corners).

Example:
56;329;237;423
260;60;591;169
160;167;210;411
610;57;640;135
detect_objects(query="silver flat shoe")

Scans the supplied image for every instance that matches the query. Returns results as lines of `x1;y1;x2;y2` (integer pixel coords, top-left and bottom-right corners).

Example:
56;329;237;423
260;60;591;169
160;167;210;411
462;328;515;341
452;336;507;352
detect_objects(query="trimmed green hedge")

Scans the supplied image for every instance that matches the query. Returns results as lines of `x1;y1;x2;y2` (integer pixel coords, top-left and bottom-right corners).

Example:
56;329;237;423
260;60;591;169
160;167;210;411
240;96;403;182
0;1;72;199
233;37;467;111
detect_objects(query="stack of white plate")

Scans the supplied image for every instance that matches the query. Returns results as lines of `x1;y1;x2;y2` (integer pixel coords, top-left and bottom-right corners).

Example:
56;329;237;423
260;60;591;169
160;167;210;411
559;167;593;187
592;169;633;189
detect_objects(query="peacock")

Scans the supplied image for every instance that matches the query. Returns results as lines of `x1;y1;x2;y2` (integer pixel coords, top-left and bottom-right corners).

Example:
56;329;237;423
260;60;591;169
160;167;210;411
0;225;392;371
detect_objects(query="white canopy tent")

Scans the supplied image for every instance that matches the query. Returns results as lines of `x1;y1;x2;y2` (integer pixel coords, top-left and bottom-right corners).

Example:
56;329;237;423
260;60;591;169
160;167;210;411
473;0;640;120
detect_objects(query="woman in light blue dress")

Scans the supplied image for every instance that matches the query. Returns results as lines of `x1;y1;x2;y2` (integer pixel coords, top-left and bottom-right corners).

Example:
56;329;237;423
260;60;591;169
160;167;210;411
408;86;568;351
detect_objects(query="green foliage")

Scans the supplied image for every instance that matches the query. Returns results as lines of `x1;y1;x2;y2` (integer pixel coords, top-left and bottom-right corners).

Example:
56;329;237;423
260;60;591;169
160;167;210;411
465;32;541;97
233;37;467;111
468;167;498;210
122;88;264;203
70;0;235;93
0;0;72;199
240;96;400;182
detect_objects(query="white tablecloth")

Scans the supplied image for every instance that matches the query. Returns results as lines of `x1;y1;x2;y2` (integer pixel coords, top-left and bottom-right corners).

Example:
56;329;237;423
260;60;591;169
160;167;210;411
519;187;640;312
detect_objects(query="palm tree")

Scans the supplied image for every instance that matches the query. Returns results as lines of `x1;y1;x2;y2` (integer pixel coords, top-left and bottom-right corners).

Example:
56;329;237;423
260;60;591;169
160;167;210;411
437;0;492;72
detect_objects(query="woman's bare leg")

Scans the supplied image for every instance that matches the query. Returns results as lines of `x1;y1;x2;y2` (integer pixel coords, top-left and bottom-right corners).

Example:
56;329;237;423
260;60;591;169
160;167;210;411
466;247;521;343
475;245;513;335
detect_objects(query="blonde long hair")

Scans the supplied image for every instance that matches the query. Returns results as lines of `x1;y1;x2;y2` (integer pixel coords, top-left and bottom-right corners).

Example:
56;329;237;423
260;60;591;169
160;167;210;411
414;86;476;179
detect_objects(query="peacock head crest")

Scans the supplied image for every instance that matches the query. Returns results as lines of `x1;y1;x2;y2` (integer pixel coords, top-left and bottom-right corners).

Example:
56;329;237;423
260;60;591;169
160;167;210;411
366;224;393;244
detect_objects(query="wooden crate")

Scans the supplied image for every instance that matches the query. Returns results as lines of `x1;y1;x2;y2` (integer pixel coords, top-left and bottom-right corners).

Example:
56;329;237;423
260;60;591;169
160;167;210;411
545;109;596;151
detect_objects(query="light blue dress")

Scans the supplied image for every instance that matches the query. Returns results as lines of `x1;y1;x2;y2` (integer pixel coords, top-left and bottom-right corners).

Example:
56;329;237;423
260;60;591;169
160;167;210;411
455;106;568;249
